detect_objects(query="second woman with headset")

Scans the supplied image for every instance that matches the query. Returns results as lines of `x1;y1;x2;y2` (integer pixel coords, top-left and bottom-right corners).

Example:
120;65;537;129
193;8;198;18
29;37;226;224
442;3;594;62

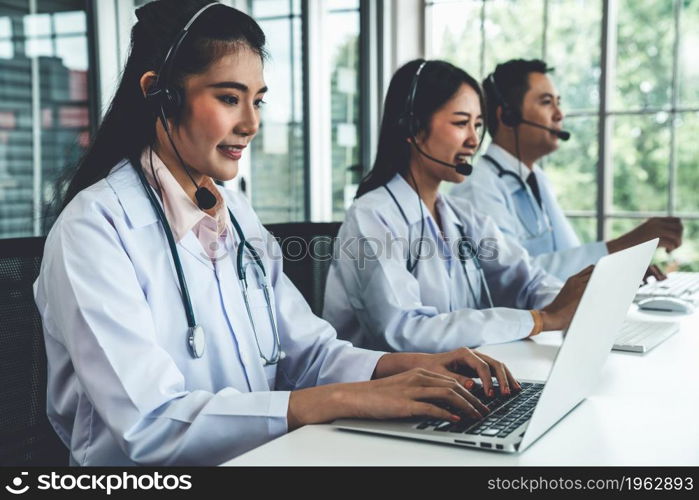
323;60;592;353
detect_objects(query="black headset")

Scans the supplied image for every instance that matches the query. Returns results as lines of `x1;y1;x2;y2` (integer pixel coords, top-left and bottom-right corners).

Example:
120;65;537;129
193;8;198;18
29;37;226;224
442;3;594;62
396;60;473;176
485;71;570;140
144;2;222;120
397;60;429;139
485;72;522;128
142;2;223;210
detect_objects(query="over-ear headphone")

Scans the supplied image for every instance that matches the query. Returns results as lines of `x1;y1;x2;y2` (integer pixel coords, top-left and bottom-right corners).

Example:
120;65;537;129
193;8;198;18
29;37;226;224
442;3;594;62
143;2;223;211
145;2;221;120
485;72;522;128
485;71;571;141
397;60;428;139
396;59;473;177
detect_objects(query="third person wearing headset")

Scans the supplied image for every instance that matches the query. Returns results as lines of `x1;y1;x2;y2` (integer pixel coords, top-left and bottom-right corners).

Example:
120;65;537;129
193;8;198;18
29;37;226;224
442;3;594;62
323;59;591;353
450;59;683;281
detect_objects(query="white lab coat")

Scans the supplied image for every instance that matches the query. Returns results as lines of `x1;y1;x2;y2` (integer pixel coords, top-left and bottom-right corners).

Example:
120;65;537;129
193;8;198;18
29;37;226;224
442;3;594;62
33;160;384;466
322;173;562;353
450;143;608;281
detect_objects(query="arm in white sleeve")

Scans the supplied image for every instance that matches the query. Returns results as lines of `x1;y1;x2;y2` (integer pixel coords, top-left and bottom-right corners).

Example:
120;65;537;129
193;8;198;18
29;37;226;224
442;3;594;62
331;209;537;353
259;227;384;390
473;213;563;311
530;241;608;281
39;206;292;465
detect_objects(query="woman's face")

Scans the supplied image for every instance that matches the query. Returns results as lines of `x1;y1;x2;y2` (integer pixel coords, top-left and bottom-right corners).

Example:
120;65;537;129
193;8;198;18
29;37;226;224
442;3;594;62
413;83;483;184
167;45;266;181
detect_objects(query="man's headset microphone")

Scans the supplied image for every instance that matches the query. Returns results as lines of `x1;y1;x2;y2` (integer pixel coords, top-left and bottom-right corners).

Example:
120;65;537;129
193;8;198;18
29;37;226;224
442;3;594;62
480;71;571;199
485;71;570;142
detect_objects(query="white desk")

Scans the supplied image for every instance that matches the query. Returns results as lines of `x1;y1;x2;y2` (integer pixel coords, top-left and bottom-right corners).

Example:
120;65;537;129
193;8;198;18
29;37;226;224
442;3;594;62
223;309;699;466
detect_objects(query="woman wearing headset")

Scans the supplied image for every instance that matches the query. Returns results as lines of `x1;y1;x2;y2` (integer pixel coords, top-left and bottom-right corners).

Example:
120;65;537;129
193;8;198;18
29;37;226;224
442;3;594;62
34;1;518;466
323;60;591;353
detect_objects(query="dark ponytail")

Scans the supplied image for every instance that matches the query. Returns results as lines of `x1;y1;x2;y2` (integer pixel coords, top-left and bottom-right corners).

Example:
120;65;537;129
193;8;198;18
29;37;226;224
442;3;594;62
355;59;485;198
58;0;266;211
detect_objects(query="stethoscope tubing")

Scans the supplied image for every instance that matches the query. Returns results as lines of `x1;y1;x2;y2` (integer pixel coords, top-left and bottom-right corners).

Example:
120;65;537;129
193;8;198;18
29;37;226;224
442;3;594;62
132;156;283;364
385;184;495;309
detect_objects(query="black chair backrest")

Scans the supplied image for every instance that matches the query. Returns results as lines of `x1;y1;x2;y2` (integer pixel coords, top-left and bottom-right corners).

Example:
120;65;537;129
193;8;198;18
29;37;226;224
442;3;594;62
0;237;68;465
264;222;341;316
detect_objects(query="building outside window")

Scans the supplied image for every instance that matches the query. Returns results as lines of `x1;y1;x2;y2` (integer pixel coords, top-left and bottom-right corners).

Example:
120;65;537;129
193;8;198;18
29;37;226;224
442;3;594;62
0;0;94;238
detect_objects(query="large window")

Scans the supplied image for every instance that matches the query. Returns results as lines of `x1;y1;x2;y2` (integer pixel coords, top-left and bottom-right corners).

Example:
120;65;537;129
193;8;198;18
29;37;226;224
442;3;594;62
327;0;361;220
427;0;699;270
0;0;94;238
246;0;306;223
247;0;364;223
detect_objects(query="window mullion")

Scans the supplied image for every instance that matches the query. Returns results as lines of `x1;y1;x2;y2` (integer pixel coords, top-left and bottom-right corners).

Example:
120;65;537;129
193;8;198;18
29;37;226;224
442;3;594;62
306;0;332;221
30;0;41;236
598;0;617;241
669;0;682;215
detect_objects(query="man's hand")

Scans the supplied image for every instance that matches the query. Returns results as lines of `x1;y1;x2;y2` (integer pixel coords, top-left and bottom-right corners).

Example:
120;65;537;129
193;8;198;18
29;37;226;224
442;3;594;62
608;217;683;254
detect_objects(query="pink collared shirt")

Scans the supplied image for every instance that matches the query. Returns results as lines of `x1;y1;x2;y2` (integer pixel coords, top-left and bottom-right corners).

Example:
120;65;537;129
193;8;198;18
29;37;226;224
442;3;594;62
140;149;229;260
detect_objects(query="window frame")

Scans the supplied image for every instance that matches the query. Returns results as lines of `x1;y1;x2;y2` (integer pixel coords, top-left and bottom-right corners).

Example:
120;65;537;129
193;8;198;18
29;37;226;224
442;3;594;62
423;0;699;241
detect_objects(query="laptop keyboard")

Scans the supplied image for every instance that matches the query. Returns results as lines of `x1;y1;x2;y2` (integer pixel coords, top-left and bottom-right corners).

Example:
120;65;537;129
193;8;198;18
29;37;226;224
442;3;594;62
415;382;544;438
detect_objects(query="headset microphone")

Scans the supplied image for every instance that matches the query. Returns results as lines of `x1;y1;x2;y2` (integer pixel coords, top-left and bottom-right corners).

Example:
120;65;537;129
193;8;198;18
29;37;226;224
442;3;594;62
144;2;222;211
519;119;570;141
400;61;474;177
486;72;571;142
411;141;473;175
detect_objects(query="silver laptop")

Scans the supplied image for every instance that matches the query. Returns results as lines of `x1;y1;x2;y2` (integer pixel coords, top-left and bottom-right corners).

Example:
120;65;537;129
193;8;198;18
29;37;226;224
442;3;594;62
333;238;659;453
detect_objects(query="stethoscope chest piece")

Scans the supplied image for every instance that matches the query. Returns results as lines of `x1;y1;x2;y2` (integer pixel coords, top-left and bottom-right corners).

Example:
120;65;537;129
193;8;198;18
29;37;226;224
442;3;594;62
188;325;205;359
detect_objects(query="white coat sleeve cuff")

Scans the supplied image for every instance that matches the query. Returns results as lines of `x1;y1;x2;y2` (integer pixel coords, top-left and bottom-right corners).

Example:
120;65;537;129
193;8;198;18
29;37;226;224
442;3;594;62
516;310;535;339
318;346;387;384
268;390;292;437
350;348;387;381
589;240;609;260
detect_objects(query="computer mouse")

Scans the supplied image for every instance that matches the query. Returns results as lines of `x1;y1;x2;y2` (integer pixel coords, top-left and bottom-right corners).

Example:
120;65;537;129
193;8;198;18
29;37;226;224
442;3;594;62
637;296;695;314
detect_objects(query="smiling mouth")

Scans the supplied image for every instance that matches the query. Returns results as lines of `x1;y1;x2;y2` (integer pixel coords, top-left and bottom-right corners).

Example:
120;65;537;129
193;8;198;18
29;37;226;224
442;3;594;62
217;145;244;160
454;153;472;164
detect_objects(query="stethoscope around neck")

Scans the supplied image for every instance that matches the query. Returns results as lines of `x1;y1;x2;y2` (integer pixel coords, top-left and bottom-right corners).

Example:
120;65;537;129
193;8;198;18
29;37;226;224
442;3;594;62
481;154;553;240
131;155;285;365
384;185;494;309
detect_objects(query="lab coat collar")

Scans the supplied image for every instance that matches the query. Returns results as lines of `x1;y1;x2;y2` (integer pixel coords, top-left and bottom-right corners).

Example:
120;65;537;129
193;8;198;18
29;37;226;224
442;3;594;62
385;173;433;226
106;160;231;271
108;158;234;229
107;161;160;229
483;143;544;194
436;195;463;234
435;195;464;261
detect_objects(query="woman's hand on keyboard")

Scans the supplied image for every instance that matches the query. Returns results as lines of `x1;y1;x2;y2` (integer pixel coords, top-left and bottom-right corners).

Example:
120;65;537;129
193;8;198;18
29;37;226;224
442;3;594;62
286;349;519;429
287;367;490;429
371;348;521;399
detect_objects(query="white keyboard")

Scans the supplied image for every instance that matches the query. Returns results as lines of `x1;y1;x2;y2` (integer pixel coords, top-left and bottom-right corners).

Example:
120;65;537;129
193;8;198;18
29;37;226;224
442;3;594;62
635;272;699;304
613;320;680;353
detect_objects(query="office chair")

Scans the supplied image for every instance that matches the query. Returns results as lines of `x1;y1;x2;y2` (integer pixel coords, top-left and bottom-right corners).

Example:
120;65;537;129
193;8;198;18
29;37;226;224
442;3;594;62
264;222;341;316
0;237;68;465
